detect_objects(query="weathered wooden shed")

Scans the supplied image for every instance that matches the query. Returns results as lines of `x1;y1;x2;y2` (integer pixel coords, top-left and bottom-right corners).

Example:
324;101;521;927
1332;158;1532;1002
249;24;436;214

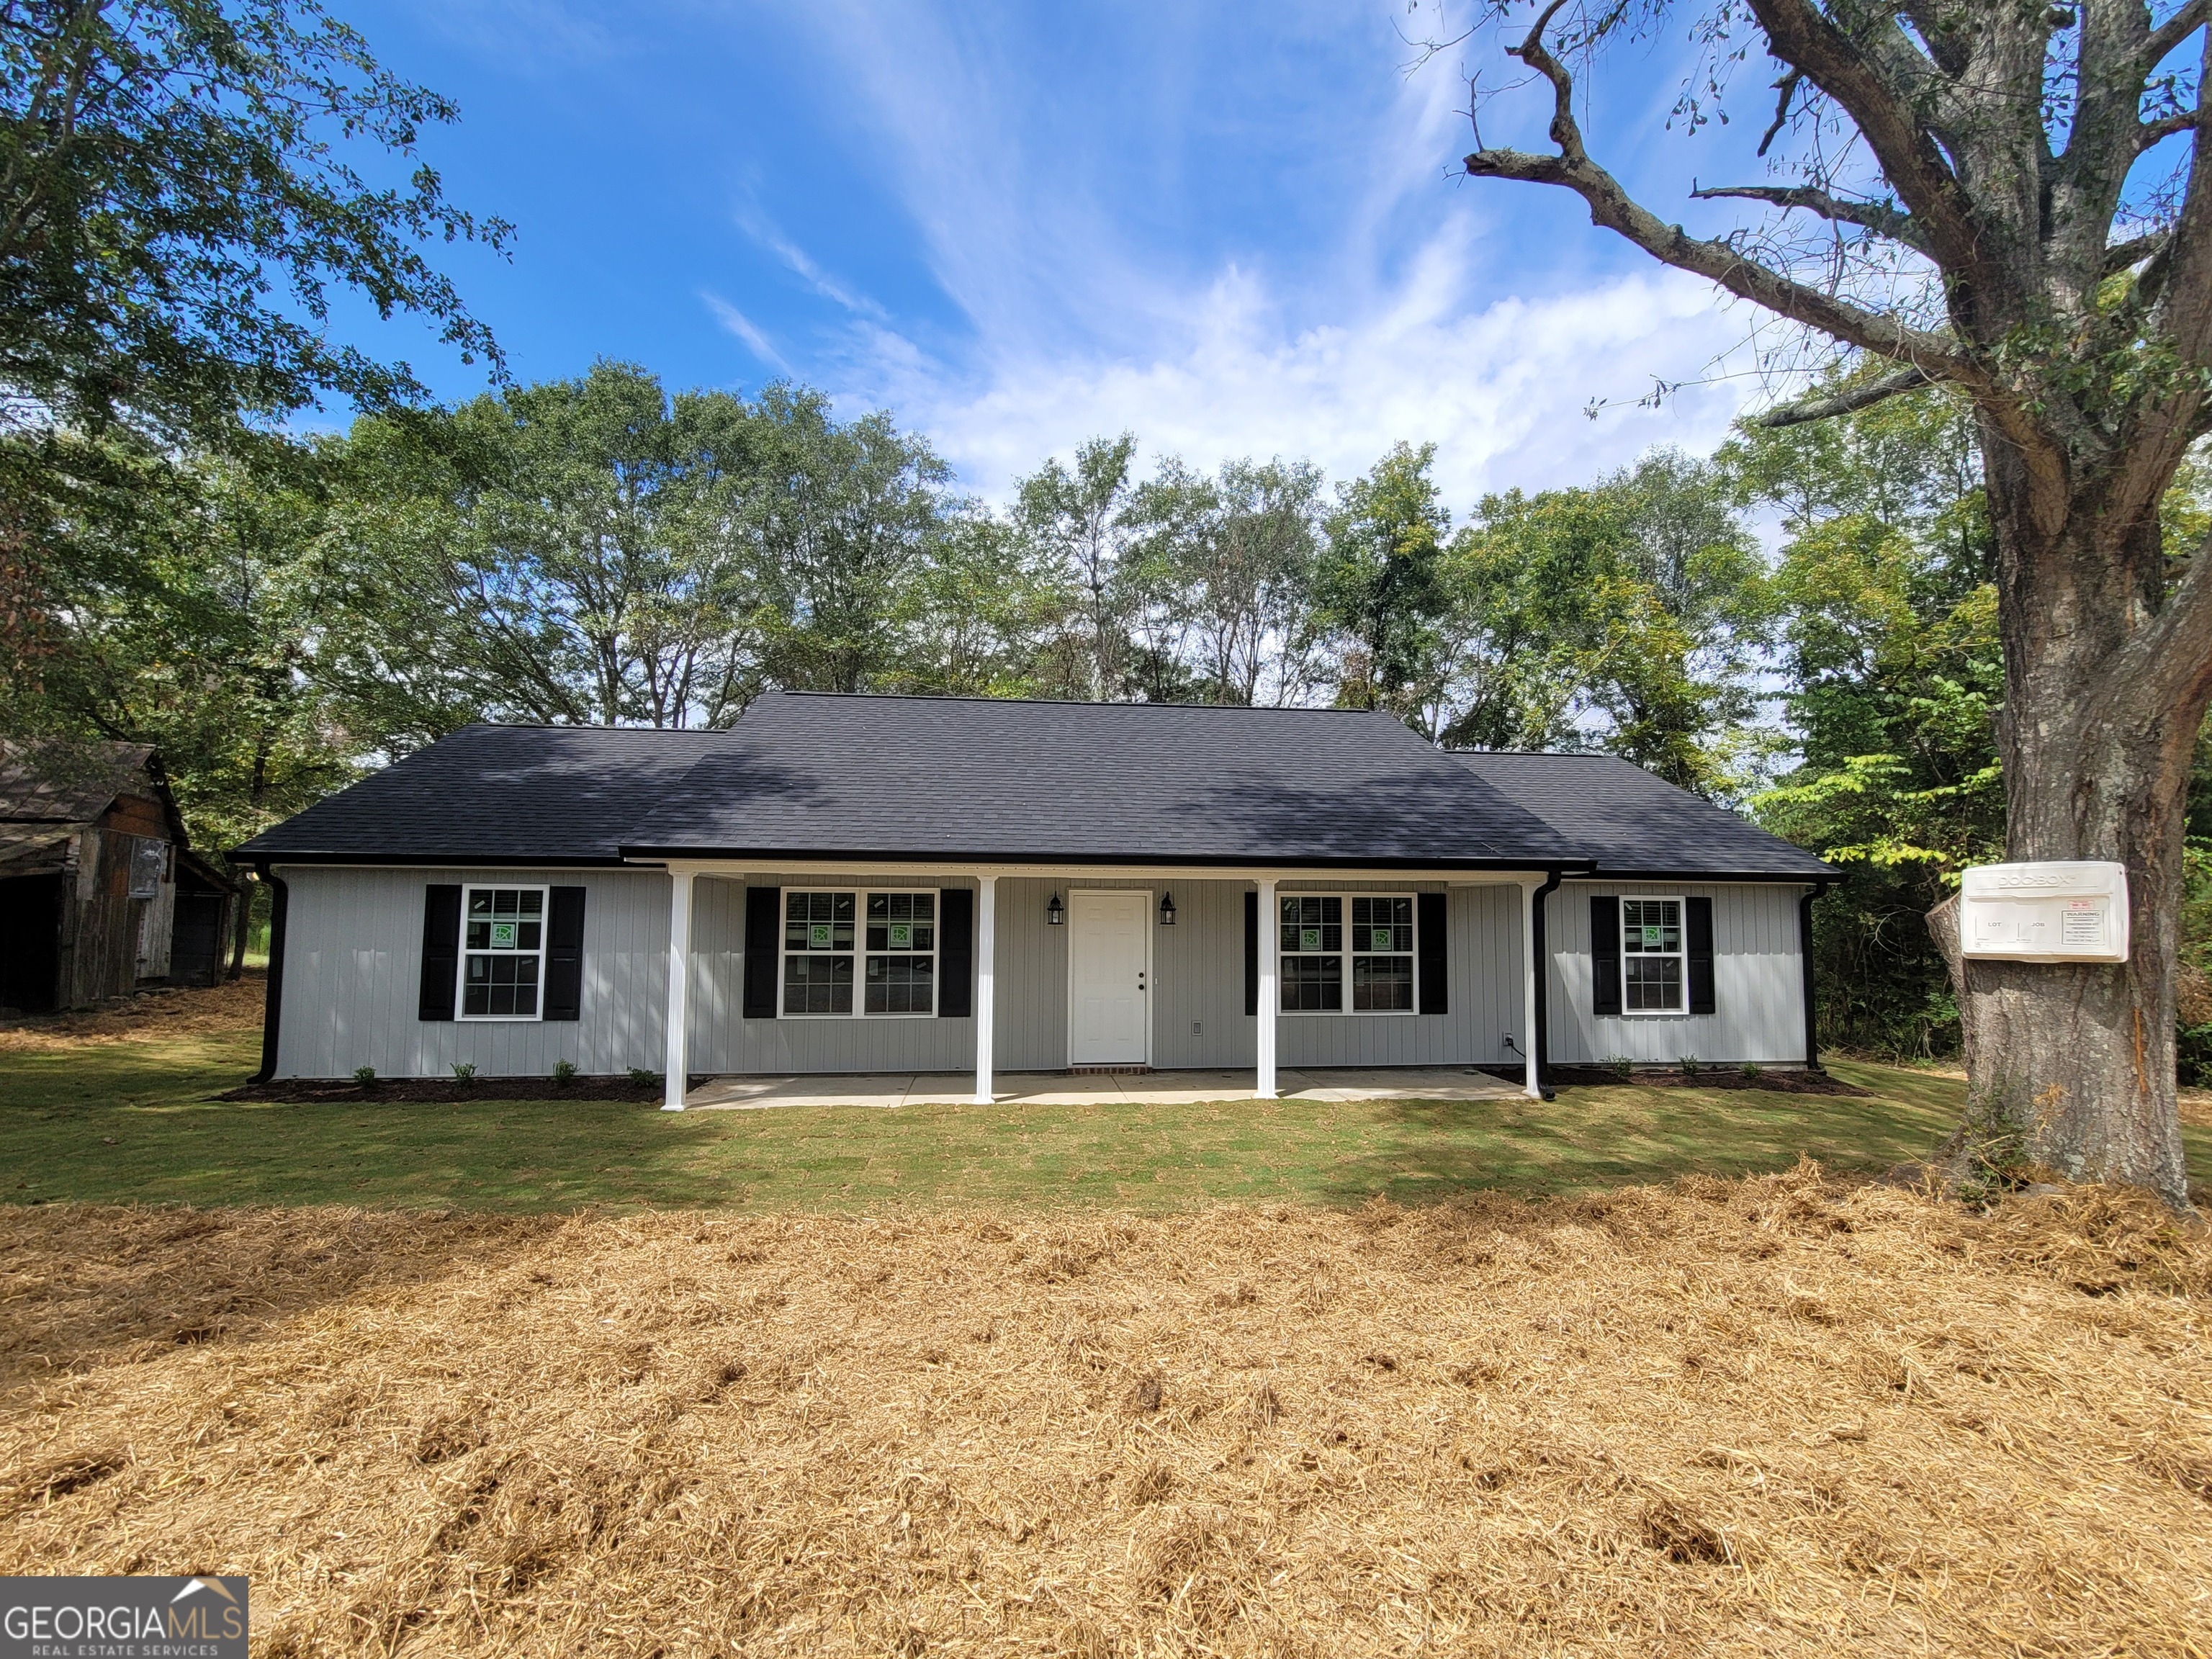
0;742;240;1012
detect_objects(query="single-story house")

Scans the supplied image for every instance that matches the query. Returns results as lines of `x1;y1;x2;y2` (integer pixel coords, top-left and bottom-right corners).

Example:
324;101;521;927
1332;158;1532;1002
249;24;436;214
234;692;1833;1107
1;740;242;1012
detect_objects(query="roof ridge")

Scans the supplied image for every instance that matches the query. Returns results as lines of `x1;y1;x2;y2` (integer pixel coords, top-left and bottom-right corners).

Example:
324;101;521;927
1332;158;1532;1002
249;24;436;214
765;690;1397;716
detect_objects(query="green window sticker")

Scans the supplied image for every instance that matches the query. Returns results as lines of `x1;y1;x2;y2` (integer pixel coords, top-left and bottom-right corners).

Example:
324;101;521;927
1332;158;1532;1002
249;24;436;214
889;922;912;948
1300;927;1322;951
490;921;517;949
1371;928;1393;951
809;922;833;949
1642;924;1662;947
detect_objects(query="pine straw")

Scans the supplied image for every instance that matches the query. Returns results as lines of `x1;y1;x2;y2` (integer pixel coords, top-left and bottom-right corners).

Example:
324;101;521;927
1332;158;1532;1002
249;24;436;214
0;975;264;1052
1;1168;2208;1657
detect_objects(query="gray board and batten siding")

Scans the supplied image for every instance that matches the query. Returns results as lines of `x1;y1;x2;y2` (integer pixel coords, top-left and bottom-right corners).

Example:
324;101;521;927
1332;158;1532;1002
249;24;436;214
1545;880;1808;1066
275;866;1557;1079
273;865;675;1080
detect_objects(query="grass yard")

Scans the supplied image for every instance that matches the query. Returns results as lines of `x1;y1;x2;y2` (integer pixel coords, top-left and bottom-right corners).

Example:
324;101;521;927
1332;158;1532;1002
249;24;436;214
5;983;2207;1210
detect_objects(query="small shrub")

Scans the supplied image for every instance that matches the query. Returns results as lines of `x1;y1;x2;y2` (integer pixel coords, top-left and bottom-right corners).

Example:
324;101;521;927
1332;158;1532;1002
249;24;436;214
352;1066;377;1088
552;1060;578;1087
628;1067;660;1087
1678;1054;1701;1079
1604;1054;1634;1082
1740;1061;1763;1082
451;1062;477;1088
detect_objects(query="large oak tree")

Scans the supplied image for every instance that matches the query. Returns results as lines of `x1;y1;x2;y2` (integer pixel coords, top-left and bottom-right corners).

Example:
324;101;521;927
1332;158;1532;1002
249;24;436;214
1456;0;2208;1204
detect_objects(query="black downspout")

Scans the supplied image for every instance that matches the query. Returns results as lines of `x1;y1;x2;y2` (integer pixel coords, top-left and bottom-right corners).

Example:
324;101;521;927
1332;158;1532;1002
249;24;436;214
1529;868;1565;1100
1799;881;1827;1074
251;864;289;1084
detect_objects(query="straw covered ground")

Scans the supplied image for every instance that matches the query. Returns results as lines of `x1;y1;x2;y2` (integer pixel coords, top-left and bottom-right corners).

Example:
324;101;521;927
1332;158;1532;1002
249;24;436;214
3;1169;2208;1656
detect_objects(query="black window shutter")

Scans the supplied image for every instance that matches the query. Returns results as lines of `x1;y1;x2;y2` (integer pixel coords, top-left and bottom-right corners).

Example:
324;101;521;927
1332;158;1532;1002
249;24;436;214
1416;891;1447;1015
938;886;974;1017
1686;895;1716;1016
418;884;462;1021
1591;895;1622;1017
742;886;780;1020
1244;891;1259;1016
543;887;586;1020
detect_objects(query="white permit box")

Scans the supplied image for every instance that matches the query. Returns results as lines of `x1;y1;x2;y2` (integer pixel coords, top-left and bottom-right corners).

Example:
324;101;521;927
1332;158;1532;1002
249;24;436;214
1958;861;2131;963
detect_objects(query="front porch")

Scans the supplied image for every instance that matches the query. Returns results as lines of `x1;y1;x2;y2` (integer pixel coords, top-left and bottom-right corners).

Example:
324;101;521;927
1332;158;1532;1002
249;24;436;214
684;1065;1527;1110
654;862;1554;1111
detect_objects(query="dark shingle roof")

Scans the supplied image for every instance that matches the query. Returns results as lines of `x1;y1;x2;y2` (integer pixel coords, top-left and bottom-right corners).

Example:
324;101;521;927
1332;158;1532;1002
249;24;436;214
236;693;1832;879
1446;751;1833;878
233;725;733;865
619;693;1576;867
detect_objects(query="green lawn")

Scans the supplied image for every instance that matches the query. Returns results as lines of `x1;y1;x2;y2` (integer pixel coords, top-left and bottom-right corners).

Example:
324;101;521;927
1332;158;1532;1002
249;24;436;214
4;1030;2207;1212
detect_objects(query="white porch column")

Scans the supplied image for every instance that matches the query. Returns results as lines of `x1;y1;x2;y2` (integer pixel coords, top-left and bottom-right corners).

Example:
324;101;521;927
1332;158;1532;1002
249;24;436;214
1256;878;1278;1099
1520;878;1541;1099
662;867;695;1112
972;874;997;1105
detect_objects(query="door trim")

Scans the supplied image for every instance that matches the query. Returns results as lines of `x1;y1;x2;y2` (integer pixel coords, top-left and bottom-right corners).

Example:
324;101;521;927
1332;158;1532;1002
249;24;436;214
1066;888;1153;1068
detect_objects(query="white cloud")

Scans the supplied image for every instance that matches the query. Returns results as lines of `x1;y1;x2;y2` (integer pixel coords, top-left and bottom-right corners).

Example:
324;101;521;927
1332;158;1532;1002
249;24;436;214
831;249;1756;506
699;291;790;372
732;203;893;322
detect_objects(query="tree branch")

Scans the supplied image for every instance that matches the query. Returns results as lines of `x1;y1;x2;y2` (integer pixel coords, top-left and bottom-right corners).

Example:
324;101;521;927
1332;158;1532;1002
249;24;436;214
1745;0;1997;289
2115;521;2212;713
2145;0;2208;68
2105;230;2170;271
1465;2;1980;390
1753;365;1937;426
1757;68;1803;157
1689;182;1928;251
2140;108;2200;150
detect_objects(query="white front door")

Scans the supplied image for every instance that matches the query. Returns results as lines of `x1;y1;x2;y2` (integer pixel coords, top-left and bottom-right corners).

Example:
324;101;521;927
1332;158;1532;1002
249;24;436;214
1069;890;1150;1064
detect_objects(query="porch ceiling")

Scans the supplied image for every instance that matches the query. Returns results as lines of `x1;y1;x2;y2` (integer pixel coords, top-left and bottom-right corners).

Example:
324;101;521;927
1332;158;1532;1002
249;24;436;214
684;1066;1524;1110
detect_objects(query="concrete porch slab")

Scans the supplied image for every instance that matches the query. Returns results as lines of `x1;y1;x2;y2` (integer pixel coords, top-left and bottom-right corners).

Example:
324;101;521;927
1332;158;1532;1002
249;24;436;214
683;1066;1526;1110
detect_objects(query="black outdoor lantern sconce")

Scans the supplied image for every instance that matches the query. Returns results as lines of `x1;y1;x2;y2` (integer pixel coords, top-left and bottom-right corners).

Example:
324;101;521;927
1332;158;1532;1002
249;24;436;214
1159;891;1177;926
1046;893;1065;927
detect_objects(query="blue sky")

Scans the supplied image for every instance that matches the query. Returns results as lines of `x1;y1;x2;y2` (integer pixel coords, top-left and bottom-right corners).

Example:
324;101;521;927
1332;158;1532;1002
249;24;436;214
329;1;1801;504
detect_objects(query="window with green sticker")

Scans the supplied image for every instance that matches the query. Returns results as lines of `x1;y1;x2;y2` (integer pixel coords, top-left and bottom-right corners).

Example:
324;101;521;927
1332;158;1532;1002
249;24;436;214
1620;897;1686;1013
780;889;938;1017
1277;894;1419;1014
459;886;546;1018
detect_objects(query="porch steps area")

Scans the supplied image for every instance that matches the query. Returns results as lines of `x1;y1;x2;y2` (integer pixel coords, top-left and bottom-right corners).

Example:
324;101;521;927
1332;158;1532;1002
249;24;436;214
683;1066;1527;1111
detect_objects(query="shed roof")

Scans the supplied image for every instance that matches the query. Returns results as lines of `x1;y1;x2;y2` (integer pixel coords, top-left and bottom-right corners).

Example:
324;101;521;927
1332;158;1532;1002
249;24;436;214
237;693;1830;880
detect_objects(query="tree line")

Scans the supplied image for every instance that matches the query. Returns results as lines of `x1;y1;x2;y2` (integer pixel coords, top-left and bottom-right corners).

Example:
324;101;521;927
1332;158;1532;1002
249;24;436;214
33;349;2211;1069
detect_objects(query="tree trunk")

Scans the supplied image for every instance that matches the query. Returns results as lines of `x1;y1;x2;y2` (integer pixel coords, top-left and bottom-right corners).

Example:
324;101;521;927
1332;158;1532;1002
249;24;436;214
1930;440;2203;1210
228;874;255;981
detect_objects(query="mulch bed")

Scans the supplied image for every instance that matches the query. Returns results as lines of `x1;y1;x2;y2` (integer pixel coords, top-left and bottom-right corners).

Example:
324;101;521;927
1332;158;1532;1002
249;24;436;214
220;1075;674;1105
1542;1064;1871;1096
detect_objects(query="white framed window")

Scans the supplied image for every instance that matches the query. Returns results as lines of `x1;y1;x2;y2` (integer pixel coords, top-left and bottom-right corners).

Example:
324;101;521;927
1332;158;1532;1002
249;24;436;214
781;889;938;1017
1278;893;1417;1015
1620;895;1685;1014
459;884;547;1020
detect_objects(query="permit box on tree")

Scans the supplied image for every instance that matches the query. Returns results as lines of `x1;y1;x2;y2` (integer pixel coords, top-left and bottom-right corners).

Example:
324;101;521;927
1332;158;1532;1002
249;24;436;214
1958;862;2131;963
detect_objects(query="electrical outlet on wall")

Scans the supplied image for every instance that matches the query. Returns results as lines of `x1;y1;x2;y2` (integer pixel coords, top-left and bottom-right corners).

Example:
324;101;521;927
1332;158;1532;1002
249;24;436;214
1192;1022;1202;1035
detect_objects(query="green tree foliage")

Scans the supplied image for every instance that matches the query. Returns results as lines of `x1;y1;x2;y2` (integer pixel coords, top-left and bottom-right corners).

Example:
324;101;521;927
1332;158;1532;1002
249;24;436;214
1725;377;2006;1056
1315;442;1452;727
1016;435;1141;701
19;445;356;848
1125;457;1326;706
319;364;986;732
1438;451;1770;793
0;1;505;687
